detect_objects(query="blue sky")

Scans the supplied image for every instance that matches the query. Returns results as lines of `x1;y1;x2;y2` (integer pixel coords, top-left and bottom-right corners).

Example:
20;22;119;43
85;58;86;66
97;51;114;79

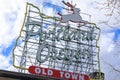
2;41;15;56
113;29;120;40
0;0;120;80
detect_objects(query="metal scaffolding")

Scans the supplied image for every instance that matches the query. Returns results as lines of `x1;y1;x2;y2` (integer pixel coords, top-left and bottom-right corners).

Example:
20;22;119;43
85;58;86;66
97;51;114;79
12;2;101;79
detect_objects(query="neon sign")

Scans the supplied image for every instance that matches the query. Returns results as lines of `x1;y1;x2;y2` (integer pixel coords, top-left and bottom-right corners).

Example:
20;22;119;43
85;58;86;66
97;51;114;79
29;66;89;80
25;22;96;63
25;20;98;64
12;2;101;77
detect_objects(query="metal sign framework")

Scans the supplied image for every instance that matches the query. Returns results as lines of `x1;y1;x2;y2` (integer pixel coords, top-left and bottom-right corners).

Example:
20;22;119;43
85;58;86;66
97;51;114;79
12;2;101;77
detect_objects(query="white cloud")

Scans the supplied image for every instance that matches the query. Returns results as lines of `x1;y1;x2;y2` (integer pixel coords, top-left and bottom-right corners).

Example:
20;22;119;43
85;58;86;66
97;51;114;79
99;31;120;80
0;53;17;71
107;44;115;52
0;0;26;47
99;32;114;54
0;54;11;69
0;0;27;71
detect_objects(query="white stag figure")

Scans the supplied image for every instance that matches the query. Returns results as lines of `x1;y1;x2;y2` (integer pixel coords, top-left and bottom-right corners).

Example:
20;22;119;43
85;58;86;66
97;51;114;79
58;1;87;23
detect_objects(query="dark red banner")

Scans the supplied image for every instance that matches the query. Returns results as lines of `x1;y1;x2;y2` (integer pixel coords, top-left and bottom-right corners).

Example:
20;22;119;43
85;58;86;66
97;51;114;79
29;66;89;80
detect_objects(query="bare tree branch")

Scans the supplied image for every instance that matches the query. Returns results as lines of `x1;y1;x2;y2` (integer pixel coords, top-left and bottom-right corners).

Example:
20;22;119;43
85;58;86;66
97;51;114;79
102;58;120;73
95;0;120;27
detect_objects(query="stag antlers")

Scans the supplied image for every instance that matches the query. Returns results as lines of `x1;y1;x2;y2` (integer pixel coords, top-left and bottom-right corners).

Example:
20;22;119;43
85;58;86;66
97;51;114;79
58;1;86;23
62;1;74;8
58;1;89;24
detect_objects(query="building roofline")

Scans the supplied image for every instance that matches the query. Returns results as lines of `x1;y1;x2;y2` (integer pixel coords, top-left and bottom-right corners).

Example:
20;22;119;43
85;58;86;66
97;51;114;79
0;70;62;80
